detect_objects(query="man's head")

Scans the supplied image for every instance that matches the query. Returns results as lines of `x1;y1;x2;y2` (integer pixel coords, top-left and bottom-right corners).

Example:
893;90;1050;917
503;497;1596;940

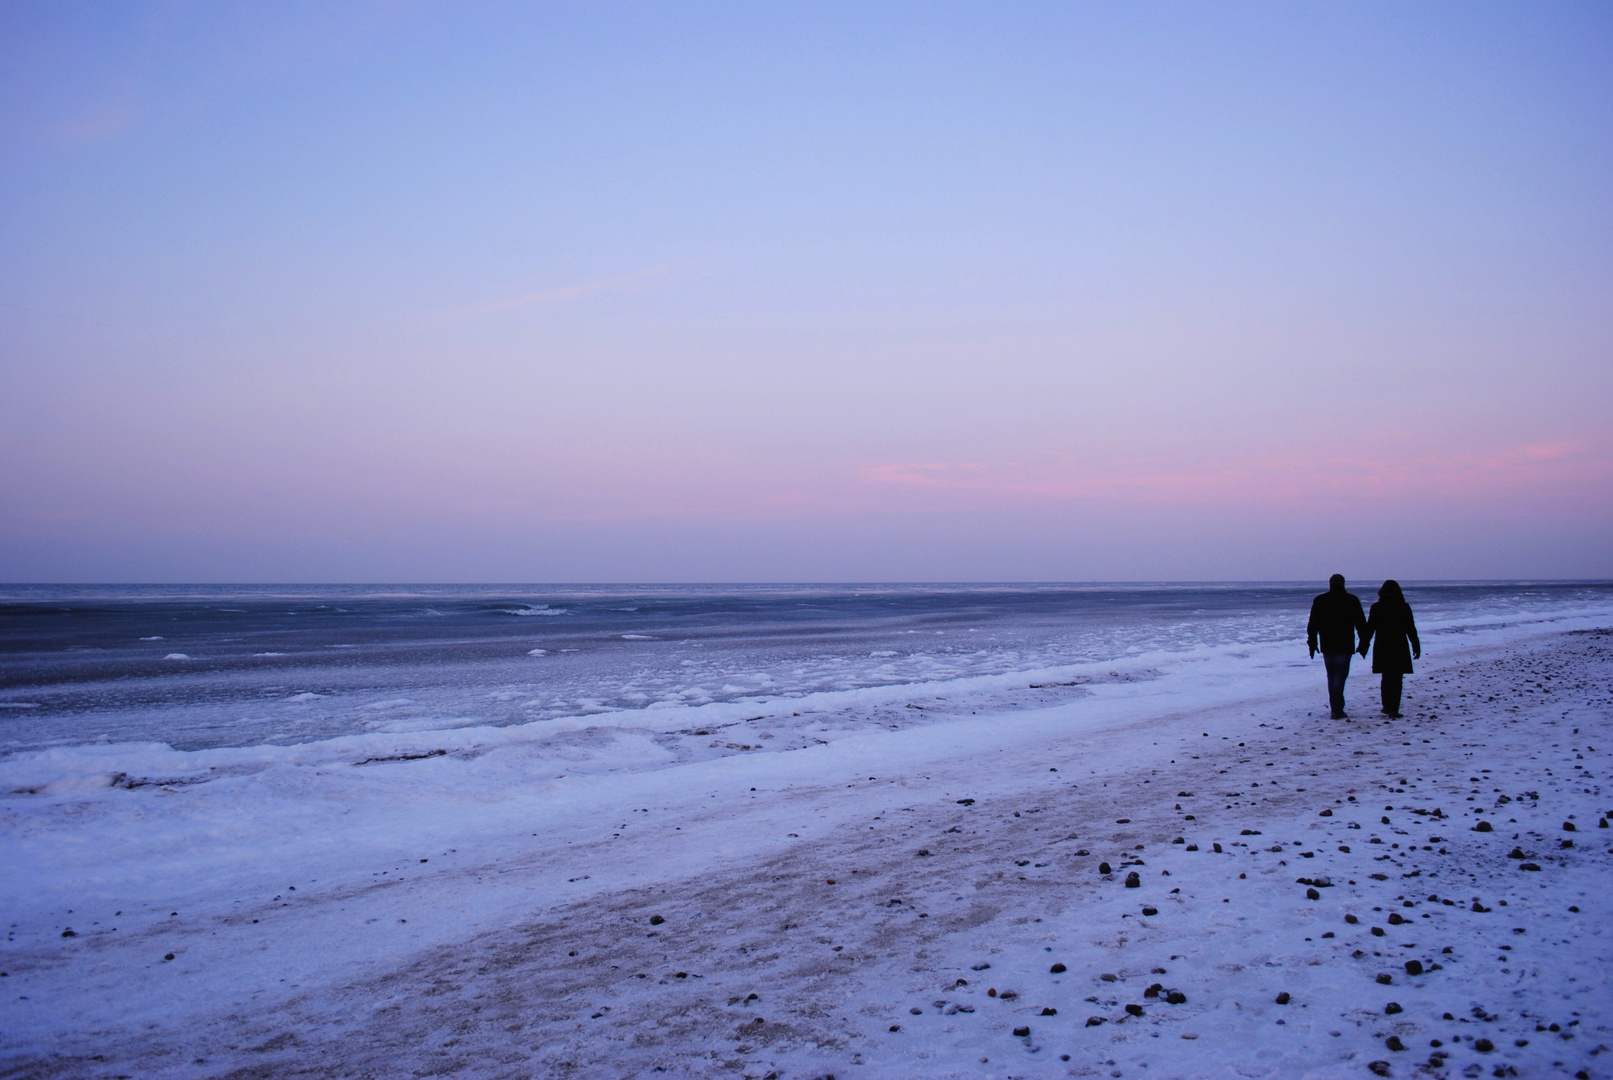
1329;574;1346;591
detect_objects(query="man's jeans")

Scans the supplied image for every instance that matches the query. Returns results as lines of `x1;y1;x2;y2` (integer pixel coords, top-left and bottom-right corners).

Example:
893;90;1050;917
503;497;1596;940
1323;653;1353;717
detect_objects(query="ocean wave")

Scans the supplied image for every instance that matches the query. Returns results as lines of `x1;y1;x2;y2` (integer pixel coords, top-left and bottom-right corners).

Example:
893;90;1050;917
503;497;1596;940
502;605;568;617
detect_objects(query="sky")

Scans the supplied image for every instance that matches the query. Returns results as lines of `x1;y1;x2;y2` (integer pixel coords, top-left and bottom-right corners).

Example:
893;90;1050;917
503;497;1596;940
1;2;1610;582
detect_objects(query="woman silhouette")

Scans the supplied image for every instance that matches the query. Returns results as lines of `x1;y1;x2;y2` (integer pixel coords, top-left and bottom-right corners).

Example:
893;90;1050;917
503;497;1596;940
1361;580;1420;718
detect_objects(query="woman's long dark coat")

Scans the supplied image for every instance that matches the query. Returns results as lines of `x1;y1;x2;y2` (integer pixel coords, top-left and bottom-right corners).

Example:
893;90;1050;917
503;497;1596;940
1365;600;1420;675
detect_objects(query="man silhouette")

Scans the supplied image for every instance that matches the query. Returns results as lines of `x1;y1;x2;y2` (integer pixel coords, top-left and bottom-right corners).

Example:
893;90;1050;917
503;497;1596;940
1307;574;1369;719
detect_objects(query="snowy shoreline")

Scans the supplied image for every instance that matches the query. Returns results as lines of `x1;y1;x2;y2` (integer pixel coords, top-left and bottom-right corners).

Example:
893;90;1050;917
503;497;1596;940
1;621;1610;1078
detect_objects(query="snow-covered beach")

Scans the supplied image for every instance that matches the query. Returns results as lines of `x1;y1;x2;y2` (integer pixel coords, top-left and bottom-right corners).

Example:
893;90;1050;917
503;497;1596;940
1;587;1610;1079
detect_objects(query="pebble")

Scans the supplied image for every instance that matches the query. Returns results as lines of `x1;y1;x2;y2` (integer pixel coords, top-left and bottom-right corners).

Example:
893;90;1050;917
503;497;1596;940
1124;871;1141;888
1049;963;1066;973
649;915;665;926
1385;1035;1405;1052
1165;991;1186;1004
1384;1002;1402;1014
1404;960;1423;976
1141;906;1158;916
1099;862;1113;875
1013;1025;1031;1037
1125;1003;1144;1016
1275;992;1290;1005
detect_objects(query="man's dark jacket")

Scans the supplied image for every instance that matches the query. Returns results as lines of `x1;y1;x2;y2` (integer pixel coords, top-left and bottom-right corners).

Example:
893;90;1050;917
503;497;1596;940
1307;587;1368;655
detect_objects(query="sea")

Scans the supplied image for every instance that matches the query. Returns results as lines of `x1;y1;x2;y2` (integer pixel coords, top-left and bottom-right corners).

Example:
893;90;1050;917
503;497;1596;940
3;582;1609;757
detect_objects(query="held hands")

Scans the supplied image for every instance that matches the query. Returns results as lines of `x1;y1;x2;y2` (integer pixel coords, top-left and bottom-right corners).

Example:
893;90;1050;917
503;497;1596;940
1413;647;1421;660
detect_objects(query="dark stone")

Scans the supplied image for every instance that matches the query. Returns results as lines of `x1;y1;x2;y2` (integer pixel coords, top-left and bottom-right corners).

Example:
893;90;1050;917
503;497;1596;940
1307;888;1321;901
1041;1007;1057;1016
60;930;75;938
164;952;174;961
957;799;974;805
1086;1016;1105;1027
1213;843;1223;853
1371;926;1386;937
1376;973;1393;985
916;849;930;857
1475;1038;1494;1052
1013;1026;1031;1037
1508;847;1526;859
1474;821;1493;832
1387;912;1406;925
1520;863;1541;871
1320;809;1333;816
1385;1002;1402;1014
1099;862;1112;875
649;915;665;925
1562;821;1576;832
1367;1062;1391;1077
1165;990;1186;1004
1144;983;1161;998
1275;992;1291;1005
1124;871;1141;888
1386;1035;1405;1052
1125;1003;1144;1016
1050;963;1066;973
1345;913;1359;924
889;1024;900;1032
1405;960;1423;976
1142;907;1158;916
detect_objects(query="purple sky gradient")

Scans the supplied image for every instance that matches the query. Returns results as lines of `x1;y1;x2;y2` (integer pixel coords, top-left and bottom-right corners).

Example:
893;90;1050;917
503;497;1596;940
2;2;1609;581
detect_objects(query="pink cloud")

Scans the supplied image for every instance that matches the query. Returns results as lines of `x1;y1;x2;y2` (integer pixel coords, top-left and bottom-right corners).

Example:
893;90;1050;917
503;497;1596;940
857;439;1611;512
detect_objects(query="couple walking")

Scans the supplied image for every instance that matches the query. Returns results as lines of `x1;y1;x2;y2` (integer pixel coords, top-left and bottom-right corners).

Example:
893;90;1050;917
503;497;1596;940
1306;574;1419;719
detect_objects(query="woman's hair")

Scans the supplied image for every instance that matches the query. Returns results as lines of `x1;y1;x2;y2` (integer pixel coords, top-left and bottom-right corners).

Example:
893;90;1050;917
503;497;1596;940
1379;579;1404;603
